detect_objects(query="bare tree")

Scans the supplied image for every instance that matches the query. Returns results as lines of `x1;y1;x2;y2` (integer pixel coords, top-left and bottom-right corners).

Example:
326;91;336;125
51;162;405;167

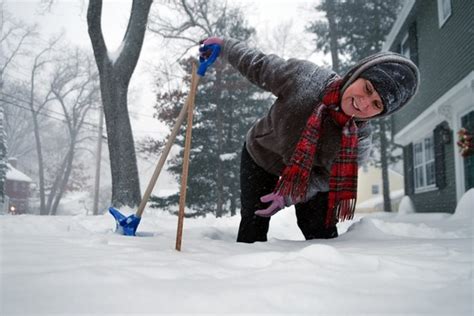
0;5;35;203
0;6;35;91
148;0;228;55
47;49;100;215
29;41;60;214
2;83;36;159
87;0;153;208
257;20;315;61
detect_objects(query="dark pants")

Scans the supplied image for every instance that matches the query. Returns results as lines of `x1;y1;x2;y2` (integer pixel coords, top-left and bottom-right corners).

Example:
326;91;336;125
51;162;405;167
237;144;338;243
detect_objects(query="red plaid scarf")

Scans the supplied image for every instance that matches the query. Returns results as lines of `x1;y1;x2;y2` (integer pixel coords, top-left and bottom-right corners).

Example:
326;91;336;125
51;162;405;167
274;78;359;227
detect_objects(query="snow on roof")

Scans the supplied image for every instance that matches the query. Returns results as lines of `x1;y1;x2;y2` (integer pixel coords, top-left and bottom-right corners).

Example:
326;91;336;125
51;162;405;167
6;164;32;183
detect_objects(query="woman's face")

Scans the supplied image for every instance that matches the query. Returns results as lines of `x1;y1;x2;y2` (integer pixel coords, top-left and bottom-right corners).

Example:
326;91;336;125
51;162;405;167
341;78;384;119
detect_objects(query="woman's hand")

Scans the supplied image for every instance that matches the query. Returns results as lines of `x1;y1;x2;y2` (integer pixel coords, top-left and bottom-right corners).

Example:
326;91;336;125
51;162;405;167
199;37;223;59
254;192;286;217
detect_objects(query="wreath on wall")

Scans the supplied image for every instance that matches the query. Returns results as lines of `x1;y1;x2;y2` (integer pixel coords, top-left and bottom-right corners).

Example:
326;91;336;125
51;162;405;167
457;128;473;157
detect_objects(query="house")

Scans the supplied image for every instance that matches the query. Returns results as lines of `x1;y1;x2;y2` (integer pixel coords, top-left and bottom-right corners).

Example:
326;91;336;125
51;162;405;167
5;158;32;214
382;0;473;213
356;165;404;213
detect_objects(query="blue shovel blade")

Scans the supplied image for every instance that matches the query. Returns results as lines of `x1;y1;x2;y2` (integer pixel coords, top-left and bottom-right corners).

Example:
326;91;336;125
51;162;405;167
109;207;141;236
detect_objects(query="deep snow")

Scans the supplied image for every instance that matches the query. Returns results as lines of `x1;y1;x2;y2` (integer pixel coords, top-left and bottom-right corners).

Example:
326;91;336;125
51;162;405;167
0;190;473;316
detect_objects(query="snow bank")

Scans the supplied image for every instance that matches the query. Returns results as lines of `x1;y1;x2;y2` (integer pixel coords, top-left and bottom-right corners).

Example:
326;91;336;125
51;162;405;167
398;195;416;214
451;188;474;220
356;189;404;211
0;198;472;315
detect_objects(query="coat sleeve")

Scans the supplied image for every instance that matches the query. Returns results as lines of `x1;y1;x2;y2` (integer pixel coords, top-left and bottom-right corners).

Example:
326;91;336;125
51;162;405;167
221;38;316;98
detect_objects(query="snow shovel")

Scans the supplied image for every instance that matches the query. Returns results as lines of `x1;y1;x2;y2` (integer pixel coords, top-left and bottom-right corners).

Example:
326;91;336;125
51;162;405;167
109;44;221;236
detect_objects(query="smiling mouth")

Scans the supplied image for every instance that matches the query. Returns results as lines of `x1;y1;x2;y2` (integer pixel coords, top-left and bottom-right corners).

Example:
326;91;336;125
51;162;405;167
352;98;360;111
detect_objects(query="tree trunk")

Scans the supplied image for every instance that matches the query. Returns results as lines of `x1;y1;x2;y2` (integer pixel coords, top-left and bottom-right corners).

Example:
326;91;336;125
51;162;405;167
374;7;393;213
92;107;104;215
31;111;46;215
50;146;75;216
87;0;153;208
379;118;393;212
226;95;237;217
102;77;141;207
215;66;224;217
326;0;340;74
0;70;6;204
0;101;6;204
28;58;47;214
45;151;69;214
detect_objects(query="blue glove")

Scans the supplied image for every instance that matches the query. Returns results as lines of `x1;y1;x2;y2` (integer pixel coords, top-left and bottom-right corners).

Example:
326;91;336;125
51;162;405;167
254;192;286;217
198;37;223;76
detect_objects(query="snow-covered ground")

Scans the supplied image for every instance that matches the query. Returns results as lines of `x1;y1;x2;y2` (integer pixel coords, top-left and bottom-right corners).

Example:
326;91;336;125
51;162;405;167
1;190;473;316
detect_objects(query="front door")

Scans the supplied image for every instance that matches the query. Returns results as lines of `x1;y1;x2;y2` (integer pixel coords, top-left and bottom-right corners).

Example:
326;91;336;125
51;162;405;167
461;111;474;191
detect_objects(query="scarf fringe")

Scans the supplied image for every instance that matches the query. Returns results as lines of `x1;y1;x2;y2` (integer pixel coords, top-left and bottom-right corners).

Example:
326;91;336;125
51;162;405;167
325;198;357;227
275;165;310;202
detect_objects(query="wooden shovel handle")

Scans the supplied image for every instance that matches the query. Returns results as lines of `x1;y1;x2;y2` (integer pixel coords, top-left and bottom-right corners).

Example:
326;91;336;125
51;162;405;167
136;63;200;218
176;63;199;251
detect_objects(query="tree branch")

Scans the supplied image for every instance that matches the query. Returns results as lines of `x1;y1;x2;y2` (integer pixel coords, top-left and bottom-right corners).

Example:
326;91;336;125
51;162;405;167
1;26;34;74
115;0;153;80
87;0;109;73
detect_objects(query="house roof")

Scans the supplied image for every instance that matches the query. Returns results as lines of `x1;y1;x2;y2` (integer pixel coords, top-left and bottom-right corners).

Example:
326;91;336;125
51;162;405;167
6;164;32;183
382;0;416;51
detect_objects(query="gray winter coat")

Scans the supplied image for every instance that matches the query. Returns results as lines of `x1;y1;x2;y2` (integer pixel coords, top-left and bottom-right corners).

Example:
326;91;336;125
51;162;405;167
221;39;372;202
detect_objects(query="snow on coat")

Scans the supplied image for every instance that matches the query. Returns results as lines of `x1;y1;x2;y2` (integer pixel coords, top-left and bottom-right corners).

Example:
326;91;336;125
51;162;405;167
221;38;372;202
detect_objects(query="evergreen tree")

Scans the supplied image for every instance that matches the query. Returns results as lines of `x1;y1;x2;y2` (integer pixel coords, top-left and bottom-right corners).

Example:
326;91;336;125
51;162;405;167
148;9;271;217
308;0;401;72
307;0;403;212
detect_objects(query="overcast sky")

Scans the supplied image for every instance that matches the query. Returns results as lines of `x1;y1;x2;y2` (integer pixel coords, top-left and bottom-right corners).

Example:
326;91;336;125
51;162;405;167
4;0;323;194
6;0;322;136
5;0;324;191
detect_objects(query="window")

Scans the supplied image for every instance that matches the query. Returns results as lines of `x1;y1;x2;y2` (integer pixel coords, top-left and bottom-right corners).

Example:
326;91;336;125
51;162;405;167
401;33;410;59
371;185;379;195
437;0;452;27
413;135;436;191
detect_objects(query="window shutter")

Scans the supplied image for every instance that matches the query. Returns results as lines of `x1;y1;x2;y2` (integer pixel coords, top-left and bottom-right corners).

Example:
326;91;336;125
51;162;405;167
404;143;415;195
433;122;448;189
409;22;419;65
